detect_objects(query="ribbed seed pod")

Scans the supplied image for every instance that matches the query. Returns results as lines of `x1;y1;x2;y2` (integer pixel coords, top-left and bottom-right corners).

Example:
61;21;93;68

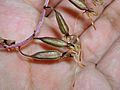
55;10;69;36
69;0;93;12
34;37;68;47
31;50;62;60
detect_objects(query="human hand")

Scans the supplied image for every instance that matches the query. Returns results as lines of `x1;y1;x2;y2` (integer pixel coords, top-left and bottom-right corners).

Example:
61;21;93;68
0;0;119;90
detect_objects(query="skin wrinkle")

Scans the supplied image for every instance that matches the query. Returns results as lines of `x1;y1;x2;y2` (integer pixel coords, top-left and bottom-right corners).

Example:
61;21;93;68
96;0;120;65
81;0;117;64
96;64;113;90
89;2;120;86
96;35;120;65
96;40;118;90
98;38;120;84
96;16;120;90
106;11;120;30
73;64;112;90
95;68;113;90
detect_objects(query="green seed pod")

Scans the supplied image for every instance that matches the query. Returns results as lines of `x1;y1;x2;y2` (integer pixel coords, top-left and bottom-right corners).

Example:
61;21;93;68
55;10;69;36
34;37;68;47
31;50;62;60
69;0;93;12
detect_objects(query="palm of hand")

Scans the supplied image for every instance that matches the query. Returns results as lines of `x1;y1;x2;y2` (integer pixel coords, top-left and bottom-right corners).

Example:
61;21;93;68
0;0;119;90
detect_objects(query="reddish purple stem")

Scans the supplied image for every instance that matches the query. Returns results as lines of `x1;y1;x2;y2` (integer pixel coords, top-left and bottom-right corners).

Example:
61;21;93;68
0;0;49;49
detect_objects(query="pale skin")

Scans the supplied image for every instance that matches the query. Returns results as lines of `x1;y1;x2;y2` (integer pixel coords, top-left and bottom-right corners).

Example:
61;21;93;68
0;0;120;90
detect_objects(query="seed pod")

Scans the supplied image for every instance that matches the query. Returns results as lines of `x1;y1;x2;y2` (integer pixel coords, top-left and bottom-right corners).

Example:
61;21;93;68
34;37;68;47
69;0;93;12
54;10;69;36
31;50;62;60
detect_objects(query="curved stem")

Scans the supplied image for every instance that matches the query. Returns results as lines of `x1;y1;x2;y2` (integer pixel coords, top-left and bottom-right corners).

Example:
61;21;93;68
0;0;49;49
18;47;30;57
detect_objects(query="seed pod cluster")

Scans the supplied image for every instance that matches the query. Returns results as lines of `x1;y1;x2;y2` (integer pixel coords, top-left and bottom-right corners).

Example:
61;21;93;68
19;7;81;64
18;5;92;68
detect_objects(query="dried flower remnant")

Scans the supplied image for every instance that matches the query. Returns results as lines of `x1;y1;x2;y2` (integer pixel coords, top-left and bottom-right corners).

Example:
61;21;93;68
92;0;104;6
68;0;98;30
0;37;15;47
